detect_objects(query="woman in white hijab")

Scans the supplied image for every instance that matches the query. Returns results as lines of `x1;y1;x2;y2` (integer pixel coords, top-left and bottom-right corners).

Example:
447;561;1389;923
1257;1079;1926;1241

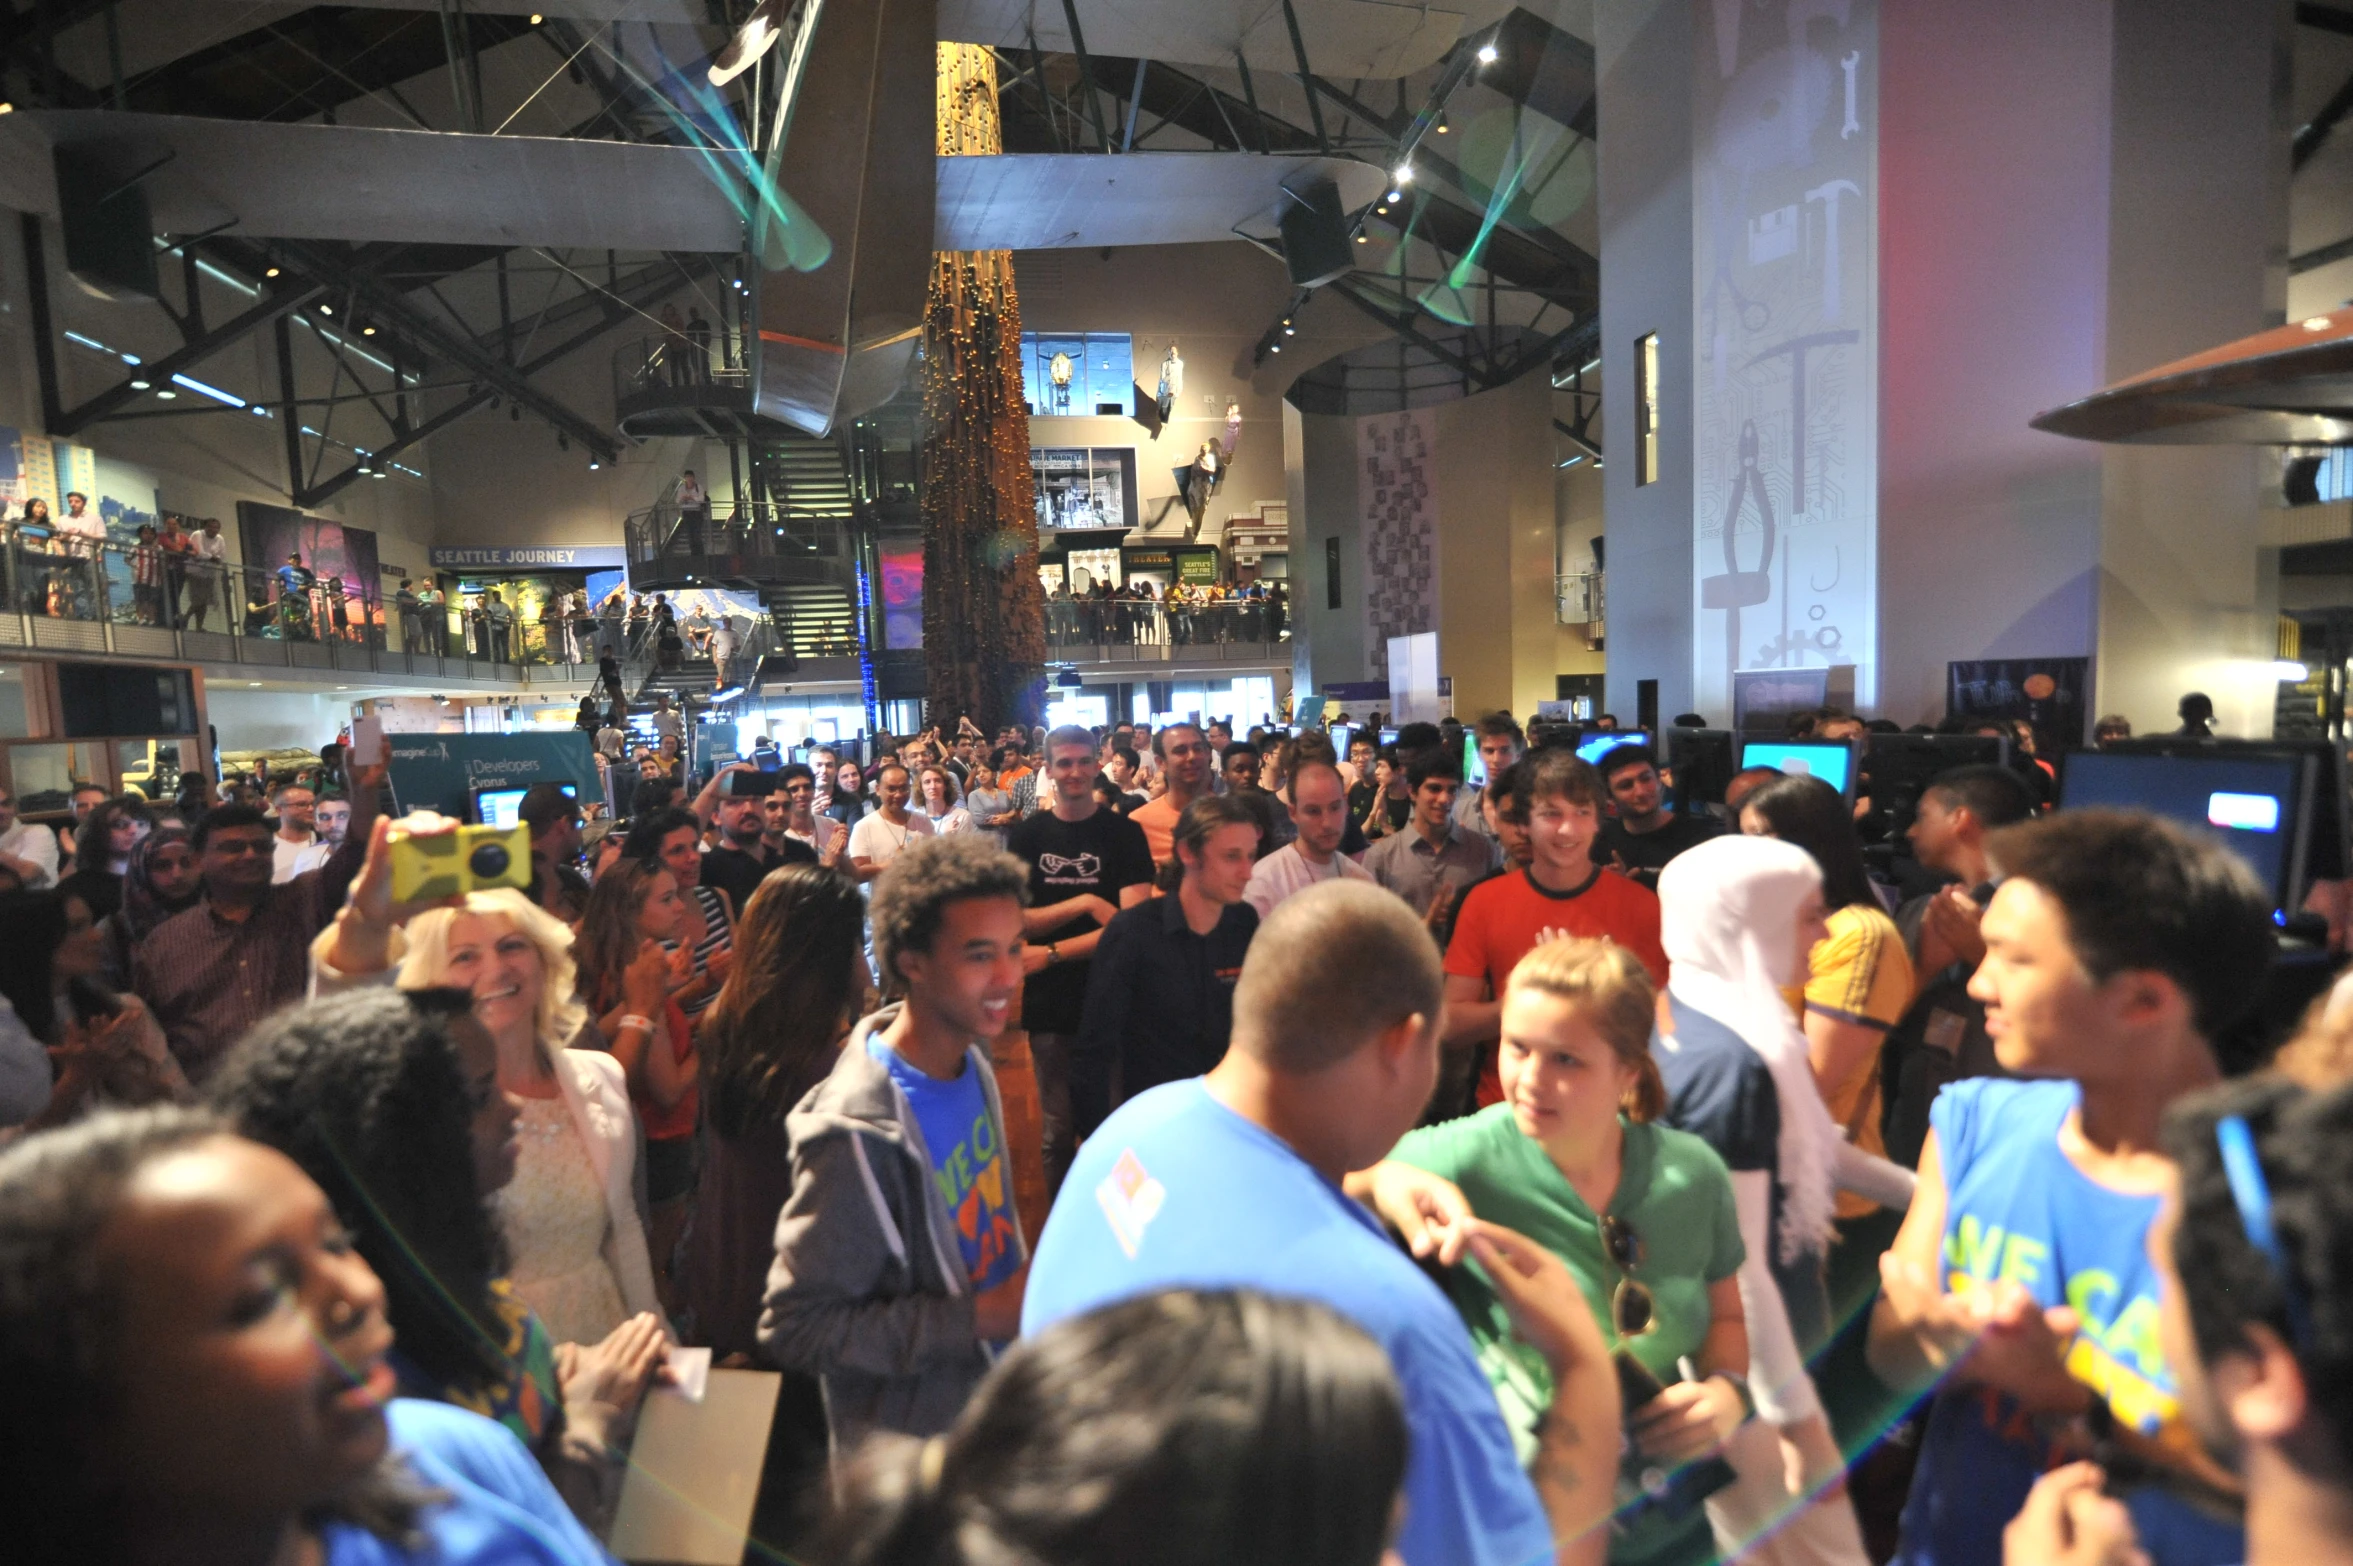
1656;834;1910;1566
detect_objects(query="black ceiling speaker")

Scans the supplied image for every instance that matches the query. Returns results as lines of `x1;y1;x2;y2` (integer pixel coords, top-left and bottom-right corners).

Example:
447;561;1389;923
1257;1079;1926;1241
1277;178;1352;289
55;145;161;302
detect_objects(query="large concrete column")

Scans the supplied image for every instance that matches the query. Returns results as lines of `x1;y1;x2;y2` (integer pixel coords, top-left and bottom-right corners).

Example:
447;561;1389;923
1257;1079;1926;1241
1879;0;2289;734
1595;0;1698;722
1602;0;2288;734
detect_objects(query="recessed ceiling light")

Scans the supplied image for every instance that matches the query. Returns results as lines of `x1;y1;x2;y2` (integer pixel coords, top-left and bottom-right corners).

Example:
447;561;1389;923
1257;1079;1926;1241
319;304;333;316
156;389;177;399
361;325;376;336
1355;234;1368;243
264;266;280;278
1477;42;1499;64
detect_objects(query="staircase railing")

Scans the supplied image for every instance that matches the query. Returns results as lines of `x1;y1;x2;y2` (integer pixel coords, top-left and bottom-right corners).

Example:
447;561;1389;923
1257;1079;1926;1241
624;499;848;574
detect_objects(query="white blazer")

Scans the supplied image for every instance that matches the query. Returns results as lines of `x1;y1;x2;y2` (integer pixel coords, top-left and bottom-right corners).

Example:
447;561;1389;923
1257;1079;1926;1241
548;1046;664;1325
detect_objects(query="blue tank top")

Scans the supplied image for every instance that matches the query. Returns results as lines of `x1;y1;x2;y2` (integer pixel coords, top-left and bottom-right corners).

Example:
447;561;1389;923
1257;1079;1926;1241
1892;1078;2239;1566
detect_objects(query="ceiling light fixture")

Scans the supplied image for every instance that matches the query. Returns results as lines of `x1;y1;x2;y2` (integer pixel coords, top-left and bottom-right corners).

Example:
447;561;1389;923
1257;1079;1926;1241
264;266;280;278
1392;164;1412;185
155;388;177;399
129;378;151;390
0;103;13;115
361;325;376;336
319;304;333;316
1477;41;1499;64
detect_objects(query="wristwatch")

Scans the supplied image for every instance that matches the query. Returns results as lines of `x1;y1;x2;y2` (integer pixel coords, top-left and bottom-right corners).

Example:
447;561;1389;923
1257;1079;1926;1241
1709;1369;1757;1423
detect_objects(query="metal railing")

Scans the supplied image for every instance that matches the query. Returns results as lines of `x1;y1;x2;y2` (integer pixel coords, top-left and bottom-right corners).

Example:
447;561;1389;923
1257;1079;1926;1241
1045;596;1290;653
613;328;751;404
1557;570;1605;629
624;499;849;574
0;524;603;685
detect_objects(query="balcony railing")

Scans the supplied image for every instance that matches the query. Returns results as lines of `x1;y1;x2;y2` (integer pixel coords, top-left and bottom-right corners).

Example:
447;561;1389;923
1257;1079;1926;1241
0;524;603;684
1046;596;1290;658
613;328;752;402
624;499;849;578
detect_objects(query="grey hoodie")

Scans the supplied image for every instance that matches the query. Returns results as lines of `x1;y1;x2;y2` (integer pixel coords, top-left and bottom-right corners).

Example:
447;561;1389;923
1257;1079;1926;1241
757;1004;1027;1455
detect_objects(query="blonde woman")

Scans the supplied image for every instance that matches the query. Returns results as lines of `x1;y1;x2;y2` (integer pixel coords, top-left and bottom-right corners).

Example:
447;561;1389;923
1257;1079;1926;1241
322;844;663;1346
1350;938;1750;1566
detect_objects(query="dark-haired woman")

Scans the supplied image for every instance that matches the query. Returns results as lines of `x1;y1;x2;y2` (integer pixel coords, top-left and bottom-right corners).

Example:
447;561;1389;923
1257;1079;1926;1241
574;857;704;1296
0;887;186;1129
0;1107;614;1563
820;1289;1407;1566
1352;938;1750;1565
619;804;734;1022
56;795;148;921
1738;773;1916;1204
211;988;667;1535
682;863;868;1552
98;822;201;987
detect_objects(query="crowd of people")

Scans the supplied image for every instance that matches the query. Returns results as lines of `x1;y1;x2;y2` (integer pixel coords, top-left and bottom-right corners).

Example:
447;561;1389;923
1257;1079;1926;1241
1044;576;1288;647
0;700;2347;1566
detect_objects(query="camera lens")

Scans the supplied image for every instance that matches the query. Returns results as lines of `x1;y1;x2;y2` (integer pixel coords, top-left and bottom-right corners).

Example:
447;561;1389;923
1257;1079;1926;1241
468;842;511;879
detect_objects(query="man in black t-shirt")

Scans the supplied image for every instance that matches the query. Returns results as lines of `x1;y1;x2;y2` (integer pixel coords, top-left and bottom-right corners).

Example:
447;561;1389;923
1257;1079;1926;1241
1006;724;1155;1195
699;767;814;916
1592;743;1720;891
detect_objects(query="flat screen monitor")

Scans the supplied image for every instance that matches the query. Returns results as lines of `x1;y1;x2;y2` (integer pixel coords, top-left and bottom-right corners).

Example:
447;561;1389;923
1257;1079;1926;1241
1379;727;1400;747
1464;732;1486;788
1330;723;1359;761
1665;729;1738;808
1577;730;1650;767
2059;749;2315;918
2098;737;2351;885
1860;733;2009;836
1740;740;1855;798
474;781;574;829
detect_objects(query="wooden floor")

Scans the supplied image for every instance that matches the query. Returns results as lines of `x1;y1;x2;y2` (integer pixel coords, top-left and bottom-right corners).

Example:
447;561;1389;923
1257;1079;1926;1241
989;1031;1054;1250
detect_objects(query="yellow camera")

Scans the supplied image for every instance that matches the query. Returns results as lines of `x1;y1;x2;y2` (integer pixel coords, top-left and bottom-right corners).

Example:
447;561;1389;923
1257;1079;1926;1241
388;823;532;902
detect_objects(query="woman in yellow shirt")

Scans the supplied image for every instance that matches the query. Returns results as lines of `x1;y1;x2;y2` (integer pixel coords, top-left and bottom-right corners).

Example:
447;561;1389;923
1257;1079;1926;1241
1736;773;1915;1208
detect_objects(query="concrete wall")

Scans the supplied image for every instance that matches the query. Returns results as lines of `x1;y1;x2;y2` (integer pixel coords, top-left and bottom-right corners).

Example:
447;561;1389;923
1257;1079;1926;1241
205;687;355;754
1876;0;2113;723
1594;0;1697;721
1434;371;1560;716
2092;0;2290;737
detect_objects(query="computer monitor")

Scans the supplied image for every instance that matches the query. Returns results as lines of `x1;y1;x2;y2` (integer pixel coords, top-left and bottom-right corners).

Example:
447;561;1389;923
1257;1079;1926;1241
1464;731;1486;788
1859;733;2009;839
1665;729;1738;808
2059;748;2317;919
1330;722;1359;761
1739;739;1855;799
1379;727;1400;747
2097;736;2352;885
473;781;576;829
1577;730;1650;767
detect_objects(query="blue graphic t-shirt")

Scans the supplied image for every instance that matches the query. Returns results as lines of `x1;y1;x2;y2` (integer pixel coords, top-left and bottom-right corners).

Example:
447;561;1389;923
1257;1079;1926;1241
1023;1080;1554;1566
1893;1078;2240;1566
869;1037;1021;1296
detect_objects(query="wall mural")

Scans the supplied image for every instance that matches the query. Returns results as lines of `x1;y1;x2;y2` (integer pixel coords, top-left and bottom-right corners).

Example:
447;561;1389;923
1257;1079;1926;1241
1357;408;1439;680
1691;0;1879;717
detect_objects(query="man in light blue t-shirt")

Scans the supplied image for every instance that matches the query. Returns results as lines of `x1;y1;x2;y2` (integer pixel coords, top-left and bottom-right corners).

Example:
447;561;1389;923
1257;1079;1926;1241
1025;879;1617;1566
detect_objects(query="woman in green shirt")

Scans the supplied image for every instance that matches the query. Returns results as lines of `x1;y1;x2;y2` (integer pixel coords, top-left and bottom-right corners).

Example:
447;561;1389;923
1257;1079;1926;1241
1351;938;1752;1561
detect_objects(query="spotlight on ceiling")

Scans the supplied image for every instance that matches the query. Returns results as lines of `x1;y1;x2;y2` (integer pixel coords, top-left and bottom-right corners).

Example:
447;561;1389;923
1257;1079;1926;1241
156;388;177;399
1392;164;1412;185
1385;188;1402;204
1477;42;1499;64
319;304;333;316
0;103;14;116
264;266;280;278
361;325;376;336
129;378;151;390
588;458;601;471
529;10;543;21
708;0;787;86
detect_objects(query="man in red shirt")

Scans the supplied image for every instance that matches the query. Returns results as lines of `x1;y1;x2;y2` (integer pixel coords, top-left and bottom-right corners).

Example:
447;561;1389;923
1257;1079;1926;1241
1441;748;1668;1113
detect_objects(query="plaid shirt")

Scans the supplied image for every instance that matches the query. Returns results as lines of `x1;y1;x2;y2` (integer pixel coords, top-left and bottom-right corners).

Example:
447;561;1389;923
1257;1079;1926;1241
130;836;364;1083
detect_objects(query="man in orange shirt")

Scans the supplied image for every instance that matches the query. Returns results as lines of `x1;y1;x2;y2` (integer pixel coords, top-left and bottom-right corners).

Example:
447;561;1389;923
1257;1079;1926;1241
1130;721;1215;867
1441;747;1667;1115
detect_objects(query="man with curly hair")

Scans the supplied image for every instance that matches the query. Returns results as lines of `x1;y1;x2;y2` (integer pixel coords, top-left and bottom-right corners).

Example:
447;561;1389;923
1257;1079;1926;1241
761;834;1034;1454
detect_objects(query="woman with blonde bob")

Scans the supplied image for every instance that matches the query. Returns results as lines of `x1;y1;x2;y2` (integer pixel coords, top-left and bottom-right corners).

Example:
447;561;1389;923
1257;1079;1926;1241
322;840;664;1348
1350;937;1750;1566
